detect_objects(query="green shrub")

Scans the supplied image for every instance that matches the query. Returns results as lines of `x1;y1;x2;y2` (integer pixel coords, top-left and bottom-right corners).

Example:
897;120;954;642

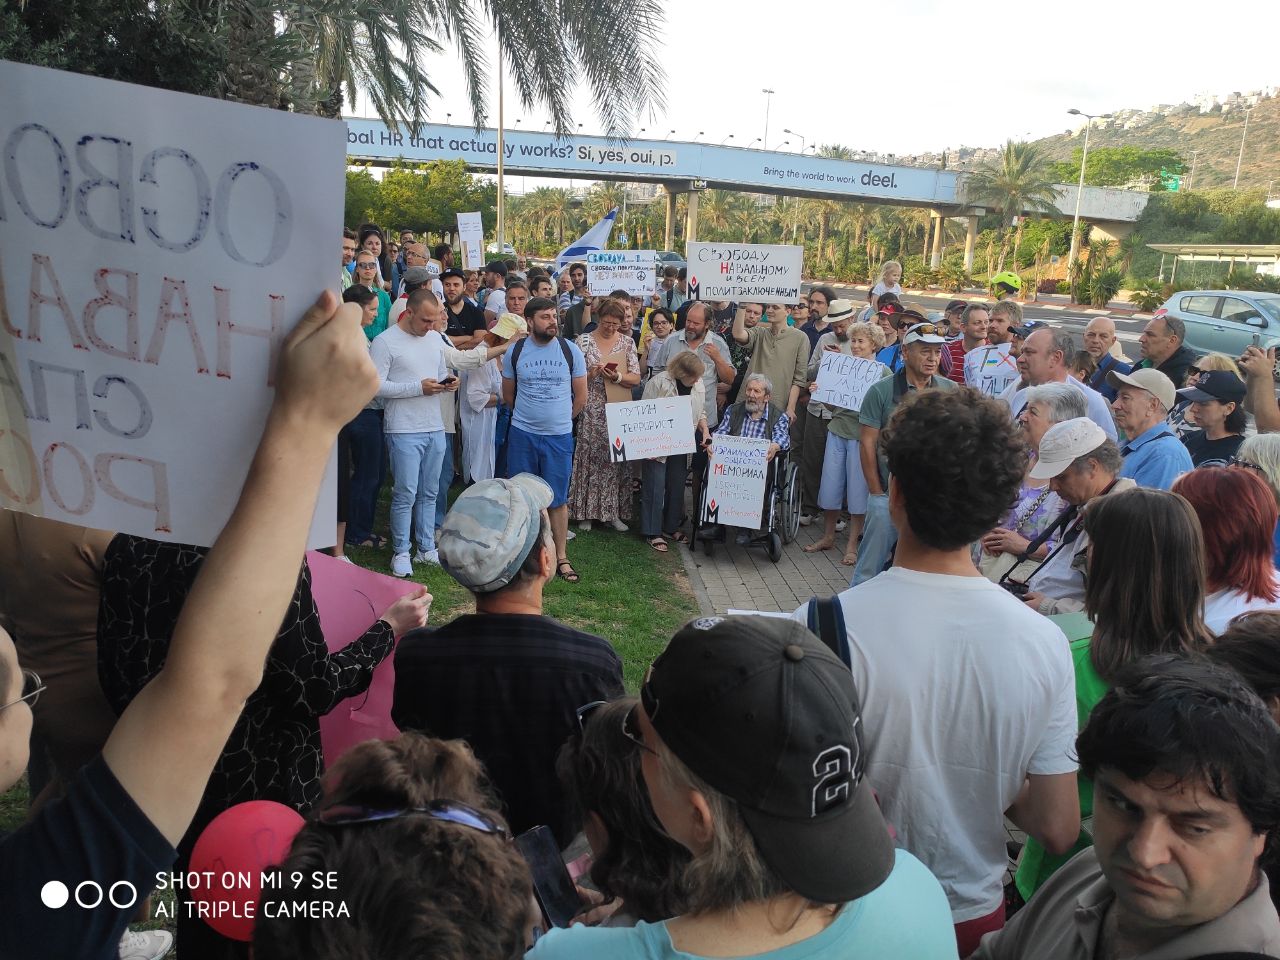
1089;268;1125;308
1126;277;1165;312
937;263;972;293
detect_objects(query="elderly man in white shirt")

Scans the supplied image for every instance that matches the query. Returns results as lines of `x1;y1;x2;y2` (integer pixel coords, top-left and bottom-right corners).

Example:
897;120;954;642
371;288;516;576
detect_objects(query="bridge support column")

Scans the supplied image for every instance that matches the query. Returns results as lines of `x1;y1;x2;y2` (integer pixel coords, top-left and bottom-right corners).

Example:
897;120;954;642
664;188;678;251
929;212;944;269
963;216;978;272
684;191;700;244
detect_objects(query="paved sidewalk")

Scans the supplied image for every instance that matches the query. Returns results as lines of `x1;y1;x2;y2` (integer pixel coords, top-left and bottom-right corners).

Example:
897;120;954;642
678;510;856;616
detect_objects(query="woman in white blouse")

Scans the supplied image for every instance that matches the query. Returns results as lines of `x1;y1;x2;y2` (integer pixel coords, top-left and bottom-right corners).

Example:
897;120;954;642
638;351;711;551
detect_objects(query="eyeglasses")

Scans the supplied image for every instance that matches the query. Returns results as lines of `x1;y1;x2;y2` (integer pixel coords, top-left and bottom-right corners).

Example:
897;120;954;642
620;700;657;755
0;669;44;712
1230;456;1265;472
314;800;509;837
356;261;378;269
576;700;606;735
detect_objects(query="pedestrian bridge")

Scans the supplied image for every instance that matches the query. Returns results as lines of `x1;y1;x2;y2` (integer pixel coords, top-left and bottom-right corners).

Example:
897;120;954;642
345;119;1147;266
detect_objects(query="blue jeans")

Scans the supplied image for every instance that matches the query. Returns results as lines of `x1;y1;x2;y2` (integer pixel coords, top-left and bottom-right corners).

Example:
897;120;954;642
386;431;447;555
436;432;455;531
345;409;384;545
850;492;897;586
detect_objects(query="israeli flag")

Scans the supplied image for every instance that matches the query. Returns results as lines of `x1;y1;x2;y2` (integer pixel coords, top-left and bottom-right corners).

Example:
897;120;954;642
554;208;619;274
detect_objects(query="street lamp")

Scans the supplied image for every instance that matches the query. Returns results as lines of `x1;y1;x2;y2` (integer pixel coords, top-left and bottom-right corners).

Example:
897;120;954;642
1234;107;1253;190
668;128;677;138
783;128;806;154
771;140;790;151
693;131;705;142
719;134;735;145
748;137;762;148
1066;108;1113;272
762;89;775;149
446;112;452;124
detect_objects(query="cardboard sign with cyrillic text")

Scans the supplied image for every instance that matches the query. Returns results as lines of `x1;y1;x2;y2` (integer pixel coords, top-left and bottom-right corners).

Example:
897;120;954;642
0;61;345;547
812;352;884;410
604;396;694;461
703;435;770;528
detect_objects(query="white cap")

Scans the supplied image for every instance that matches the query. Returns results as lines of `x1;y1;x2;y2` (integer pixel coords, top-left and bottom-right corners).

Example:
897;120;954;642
1029;418;1108;480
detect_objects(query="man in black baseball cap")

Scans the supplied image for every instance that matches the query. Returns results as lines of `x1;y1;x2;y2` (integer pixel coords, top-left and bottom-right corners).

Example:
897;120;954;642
528;615;955;959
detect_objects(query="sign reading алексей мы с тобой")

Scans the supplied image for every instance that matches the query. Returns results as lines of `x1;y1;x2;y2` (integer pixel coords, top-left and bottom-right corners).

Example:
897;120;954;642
0;60;346;548
686;242;803;305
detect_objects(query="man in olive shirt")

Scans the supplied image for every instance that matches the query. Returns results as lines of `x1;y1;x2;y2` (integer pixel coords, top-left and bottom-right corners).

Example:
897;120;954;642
732;301;811;434
850;320;956;586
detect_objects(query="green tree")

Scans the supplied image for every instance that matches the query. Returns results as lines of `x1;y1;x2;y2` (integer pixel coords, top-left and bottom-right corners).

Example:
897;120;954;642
1047;146;1185;190
964;140;1061;271
3;0;666;137
344;167;383;227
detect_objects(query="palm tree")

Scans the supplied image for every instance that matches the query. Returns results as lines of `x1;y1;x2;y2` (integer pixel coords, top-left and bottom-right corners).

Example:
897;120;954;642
963;140;1060;271
700;190;748;240
580;182;627;226
215;0;667;136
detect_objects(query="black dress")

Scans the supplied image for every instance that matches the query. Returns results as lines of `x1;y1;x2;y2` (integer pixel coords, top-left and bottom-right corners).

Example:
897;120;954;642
97;535;396;956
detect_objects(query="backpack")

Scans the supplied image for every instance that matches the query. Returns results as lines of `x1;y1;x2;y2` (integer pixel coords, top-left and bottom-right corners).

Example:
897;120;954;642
804;595;851;668
497;337;578;474
507;335;575;403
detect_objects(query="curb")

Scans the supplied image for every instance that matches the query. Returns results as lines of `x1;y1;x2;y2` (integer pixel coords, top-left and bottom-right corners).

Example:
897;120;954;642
675;541;715;616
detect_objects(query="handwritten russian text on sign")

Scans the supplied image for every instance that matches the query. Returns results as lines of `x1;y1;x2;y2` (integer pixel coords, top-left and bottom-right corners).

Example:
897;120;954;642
586;250;656;297
0;61;345;547
456;212;484;270
686;242;802;304
812;353;883;410
703;435;770;528
604;396;694;462
964;343;1018;397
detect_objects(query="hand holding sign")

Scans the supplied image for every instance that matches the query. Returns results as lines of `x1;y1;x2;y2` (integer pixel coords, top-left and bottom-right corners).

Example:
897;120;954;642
275;294;378;431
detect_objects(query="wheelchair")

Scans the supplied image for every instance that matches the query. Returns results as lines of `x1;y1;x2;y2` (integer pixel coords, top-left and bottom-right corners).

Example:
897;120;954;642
691;450;801;563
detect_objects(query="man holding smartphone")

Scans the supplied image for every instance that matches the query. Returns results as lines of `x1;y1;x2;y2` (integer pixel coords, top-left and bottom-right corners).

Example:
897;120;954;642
372;288;520;576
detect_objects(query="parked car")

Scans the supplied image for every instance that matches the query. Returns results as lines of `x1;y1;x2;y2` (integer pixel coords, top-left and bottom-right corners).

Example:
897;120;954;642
1155;290;1280;377
656;250;687;274
486;241;516;256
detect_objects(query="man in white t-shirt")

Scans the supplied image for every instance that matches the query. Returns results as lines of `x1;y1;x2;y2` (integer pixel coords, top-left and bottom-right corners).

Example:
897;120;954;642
793;386;1080;957
372;288;515;577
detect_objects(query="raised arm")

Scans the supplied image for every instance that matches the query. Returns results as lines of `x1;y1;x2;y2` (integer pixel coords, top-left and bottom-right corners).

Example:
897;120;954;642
101;291;377;846
731;306;750;345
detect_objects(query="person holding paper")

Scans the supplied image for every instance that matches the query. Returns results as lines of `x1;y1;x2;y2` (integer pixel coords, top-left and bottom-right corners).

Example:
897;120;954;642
639;352;711;552
805;322;891;565
797;298;858;528
0;291;387;959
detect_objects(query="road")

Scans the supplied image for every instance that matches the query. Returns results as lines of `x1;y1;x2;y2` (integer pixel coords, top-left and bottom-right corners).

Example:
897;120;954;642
806;283;1149;363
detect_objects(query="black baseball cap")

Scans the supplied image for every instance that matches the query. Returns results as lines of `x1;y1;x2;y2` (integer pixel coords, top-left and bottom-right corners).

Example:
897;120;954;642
1177;369;1246;405
440;268;466;282
944;299;967;314
640;616;894;903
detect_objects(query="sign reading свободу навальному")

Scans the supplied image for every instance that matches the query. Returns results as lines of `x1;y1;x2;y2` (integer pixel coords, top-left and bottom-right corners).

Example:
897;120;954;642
0;61;346;547
685;242;802;305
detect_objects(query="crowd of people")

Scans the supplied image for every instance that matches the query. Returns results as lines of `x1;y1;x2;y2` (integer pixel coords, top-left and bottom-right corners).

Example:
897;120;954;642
5;225;1280;960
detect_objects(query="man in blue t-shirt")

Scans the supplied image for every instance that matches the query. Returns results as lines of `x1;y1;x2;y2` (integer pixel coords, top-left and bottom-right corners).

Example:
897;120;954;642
502;296;587;582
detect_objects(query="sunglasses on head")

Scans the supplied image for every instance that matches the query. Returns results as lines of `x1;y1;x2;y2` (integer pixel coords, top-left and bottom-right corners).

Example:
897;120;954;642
315;800;509;837
1229;456;1264;472
0;669;43;712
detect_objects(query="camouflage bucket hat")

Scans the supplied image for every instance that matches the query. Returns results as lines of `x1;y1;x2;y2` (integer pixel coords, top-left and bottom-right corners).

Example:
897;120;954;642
438;474;554;592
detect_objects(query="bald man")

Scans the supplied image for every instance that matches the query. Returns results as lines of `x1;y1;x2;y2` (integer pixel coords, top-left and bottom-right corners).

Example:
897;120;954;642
1082;317;1131;402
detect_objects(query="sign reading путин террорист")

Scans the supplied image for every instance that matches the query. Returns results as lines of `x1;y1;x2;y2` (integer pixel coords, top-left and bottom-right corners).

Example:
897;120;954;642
686;243;803;305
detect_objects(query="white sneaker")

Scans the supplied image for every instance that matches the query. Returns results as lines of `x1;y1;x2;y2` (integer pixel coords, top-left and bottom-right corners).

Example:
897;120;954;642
337;555;356;565
578;520;593;531
414;548;440;565
118;930;173;960
391;552;412;577
566;529;577;541
798;513;815;527
835;519;848;533
609;519;629;532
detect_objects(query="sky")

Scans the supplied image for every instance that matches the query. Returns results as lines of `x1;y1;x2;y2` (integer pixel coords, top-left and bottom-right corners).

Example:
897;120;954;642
352;0;1279;157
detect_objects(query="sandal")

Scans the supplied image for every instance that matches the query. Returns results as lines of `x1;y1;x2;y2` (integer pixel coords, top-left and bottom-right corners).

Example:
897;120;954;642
670;530;689;544
648;537;668;553
842;551;858;566
556;559;581;583
348;534;385;549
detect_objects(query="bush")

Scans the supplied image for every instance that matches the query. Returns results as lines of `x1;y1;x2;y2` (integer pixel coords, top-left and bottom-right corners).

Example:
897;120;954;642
1089;268;1125;308
1126;278;1165;312
1037;278;1060;295
937;263;973;293
1225;268;1280;294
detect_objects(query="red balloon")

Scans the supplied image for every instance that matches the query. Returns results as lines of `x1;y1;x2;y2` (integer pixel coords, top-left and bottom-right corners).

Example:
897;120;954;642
188;800;305;941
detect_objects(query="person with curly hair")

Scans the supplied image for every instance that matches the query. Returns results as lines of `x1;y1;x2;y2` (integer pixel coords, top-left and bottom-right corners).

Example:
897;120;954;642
794;387;1081;956
253;733;537;959
556;698;691;925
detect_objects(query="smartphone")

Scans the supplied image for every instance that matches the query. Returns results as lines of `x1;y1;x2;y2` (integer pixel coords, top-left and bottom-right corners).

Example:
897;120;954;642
516;826;583;929
440;375;458;386
603;361;619;373
1253;333;1262;349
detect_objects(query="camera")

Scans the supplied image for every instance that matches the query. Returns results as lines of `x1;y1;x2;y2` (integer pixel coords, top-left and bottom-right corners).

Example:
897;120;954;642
1000;580;1029;598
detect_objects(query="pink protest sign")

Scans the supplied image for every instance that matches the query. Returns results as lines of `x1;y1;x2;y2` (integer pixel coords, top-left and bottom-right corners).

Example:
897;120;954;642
308;550;416;766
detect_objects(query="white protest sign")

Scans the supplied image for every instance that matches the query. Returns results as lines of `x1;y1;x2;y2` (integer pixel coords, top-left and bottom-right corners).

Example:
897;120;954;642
703;435;771;528
686;242;802;304
604;396;694;462
456;211;484;270
812;353;884;410
0;61;345;548
586;250;656;297
964;343;1019;396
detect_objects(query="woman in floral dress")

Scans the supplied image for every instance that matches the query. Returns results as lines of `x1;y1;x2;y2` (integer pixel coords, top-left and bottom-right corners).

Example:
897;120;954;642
567;298;642;530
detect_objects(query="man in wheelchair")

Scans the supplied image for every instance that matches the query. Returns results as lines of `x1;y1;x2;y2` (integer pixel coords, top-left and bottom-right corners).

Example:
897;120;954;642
702;373;791;546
